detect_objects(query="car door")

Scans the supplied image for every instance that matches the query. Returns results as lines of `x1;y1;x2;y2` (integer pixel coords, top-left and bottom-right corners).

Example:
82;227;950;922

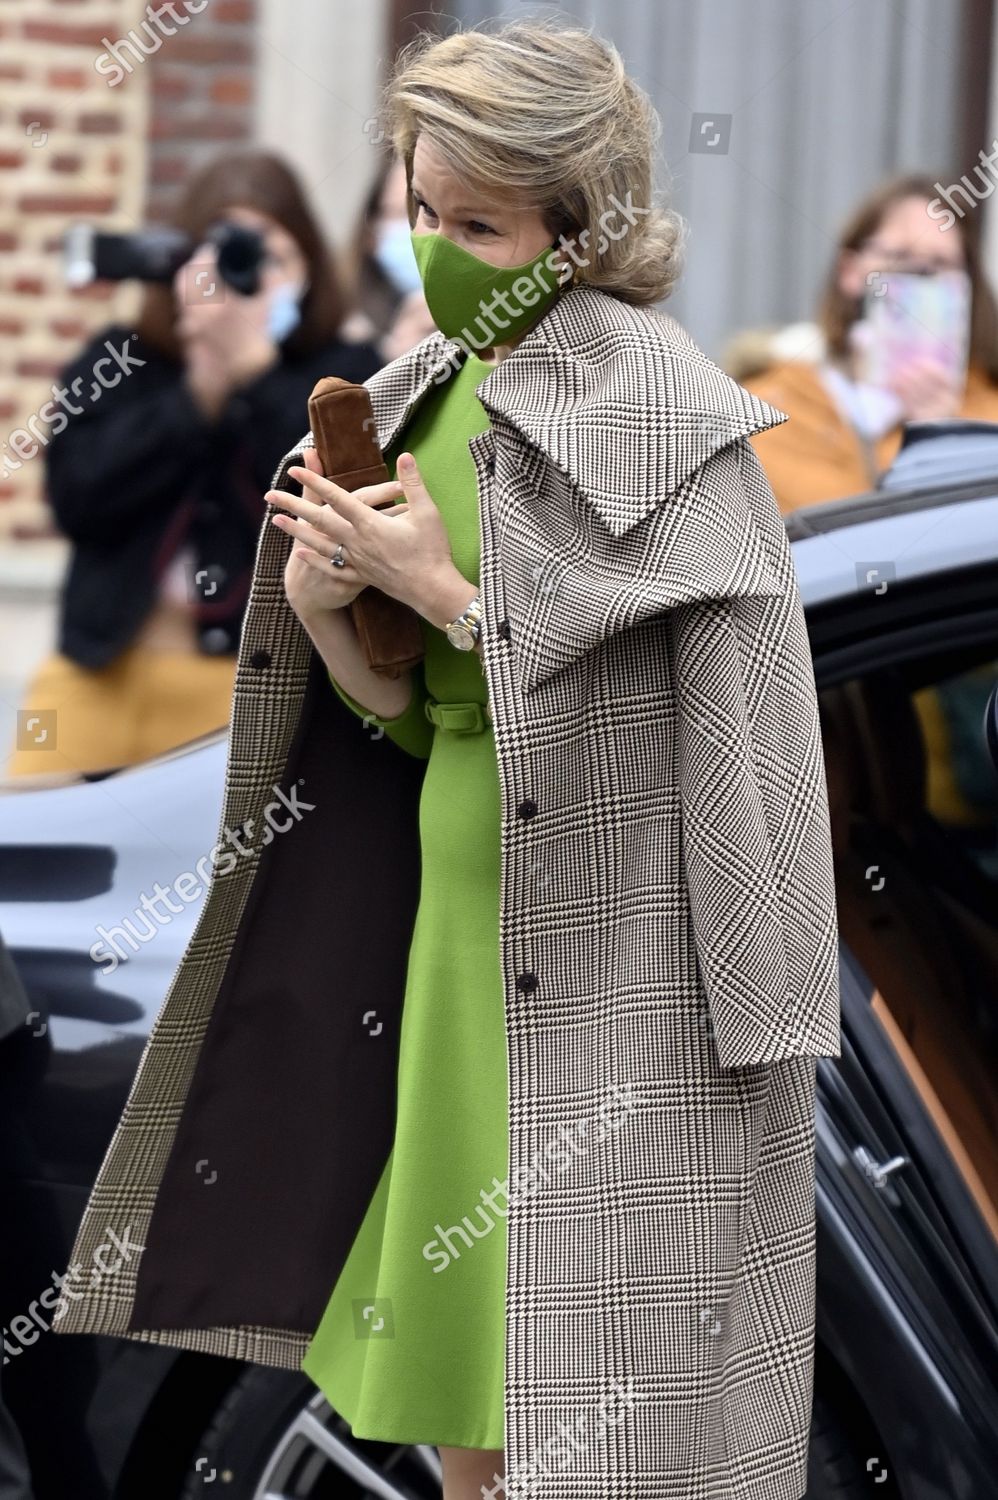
808;549;998;1481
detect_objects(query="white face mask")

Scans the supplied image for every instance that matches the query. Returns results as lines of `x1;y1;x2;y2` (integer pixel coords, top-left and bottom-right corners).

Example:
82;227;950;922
267;279;307;343
373;217;423;296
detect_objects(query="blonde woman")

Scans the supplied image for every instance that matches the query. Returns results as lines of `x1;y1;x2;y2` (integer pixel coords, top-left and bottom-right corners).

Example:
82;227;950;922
53;21;840;1500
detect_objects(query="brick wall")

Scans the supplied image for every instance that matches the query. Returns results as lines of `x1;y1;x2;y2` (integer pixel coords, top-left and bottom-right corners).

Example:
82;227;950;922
146;0;255;225
0;0;257;540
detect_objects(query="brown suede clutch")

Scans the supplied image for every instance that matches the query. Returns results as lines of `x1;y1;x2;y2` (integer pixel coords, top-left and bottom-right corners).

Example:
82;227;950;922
306;376;425;679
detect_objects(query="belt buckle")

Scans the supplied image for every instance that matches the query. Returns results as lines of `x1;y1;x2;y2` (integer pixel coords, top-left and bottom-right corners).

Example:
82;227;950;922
424;697;491;733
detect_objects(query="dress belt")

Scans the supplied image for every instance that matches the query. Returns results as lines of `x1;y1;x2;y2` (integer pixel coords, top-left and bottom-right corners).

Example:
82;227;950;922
424;696;493;733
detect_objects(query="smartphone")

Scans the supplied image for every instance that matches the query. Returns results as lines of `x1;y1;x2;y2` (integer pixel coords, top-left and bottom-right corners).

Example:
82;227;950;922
858;268;971;392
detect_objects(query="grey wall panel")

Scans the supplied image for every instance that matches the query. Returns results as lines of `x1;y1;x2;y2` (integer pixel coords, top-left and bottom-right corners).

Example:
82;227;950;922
450;0;967;357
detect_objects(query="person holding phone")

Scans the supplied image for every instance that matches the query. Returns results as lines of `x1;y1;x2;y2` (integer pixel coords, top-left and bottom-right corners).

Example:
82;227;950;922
741;171;998;513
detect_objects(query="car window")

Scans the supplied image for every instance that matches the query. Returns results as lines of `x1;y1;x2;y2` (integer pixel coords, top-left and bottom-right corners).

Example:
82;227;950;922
818;646;998;1235
913;661;998;882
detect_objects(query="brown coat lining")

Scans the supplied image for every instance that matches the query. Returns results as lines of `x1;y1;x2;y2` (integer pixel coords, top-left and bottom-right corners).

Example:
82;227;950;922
128;651;426;1333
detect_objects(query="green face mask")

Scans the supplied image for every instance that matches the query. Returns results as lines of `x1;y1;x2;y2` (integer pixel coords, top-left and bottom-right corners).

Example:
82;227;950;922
410;231;564;349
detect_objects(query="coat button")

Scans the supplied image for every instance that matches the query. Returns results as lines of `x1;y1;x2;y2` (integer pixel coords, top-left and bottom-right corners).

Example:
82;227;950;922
517;799;537;819
498;618;510;640
516;972;538;993
484;455;496;476
249;648;271;669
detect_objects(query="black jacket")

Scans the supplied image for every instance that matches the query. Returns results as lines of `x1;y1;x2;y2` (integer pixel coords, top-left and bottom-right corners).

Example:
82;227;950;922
45;324;382;668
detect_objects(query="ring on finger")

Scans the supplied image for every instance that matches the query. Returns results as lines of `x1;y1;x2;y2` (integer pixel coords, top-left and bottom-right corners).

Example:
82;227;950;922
331;543;347;570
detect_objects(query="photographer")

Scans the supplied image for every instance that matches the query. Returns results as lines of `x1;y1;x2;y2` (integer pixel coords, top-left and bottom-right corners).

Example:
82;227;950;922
7;151;381;777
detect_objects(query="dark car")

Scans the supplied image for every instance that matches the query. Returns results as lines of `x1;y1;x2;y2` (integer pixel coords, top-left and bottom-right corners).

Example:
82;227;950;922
2;422;997;1499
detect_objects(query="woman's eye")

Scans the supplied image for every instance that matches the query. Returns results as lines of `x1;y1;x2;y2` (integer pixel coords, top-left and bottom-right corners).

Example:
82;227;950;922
415;198;438;221
469;221;496;235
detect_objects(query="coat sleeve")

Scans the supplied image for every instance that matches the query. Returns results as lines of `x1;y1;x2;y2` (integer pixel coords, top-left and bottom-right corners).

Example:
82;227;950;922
666;438;841;1069
328;661;434;761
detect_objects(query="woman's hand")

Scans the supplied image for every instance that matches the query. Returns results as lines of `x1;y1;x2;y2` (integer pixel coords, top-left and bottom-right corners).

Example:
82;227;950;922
275;450;370;621
888;354;963;422
264;450;466;624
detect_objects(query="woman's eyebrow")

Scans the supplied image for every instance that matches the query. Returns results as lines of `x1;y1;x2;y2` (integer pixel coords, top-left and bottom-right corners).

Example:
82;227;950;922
411;182;496;217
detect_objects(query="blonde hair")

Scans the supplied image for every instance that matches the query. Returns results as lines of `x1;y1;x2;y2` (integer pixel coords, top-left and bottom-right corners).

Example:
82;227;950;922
381;18;685;307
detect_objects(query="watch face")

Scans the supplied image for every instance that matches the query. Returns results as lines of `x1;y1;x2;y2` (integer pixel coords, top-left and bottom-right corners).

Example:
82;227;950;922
446;622;475;650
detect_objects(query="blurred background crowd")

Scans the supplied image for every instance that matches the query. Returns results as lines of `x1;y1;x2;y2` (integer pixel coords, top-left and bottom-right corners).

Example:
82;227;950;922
0;0;996;781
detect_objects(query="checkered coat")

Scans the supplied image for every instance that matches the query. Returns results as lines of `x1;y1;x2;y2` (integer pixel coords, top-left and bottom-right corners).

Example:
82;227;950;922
54;284;840;1500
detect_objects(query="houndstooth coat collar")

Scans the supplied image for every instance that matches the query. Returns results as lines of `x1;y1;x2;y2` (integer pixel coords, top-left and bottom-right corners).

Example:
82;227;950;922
290;286;794;697
54;282;841;1500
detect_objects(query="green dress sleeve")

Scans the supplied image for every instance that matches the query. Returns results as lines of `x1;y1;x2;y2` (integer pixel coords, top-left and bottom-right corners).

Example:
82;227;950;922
328;661;434;761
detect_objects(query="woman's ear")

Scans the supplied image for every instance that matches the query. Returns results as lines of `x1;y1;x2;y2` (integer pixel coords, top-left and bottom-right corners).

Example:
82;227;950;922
550;242;578;286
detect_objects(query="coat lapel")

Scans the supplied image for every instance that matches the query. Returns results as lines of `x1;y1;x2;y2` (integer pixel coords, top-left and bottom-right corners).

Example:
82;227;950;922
469;284;789;536
360;285;789;530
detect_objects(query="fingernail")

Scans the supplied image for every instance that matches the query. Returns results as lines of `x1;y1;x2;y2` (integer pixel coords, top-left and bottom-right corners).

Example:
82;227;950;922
398;453;415;472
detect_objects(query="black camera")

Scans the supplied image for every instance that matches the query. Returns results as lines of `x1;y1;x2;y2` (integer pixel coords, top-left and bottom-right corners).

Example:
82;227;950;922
63;220;266;296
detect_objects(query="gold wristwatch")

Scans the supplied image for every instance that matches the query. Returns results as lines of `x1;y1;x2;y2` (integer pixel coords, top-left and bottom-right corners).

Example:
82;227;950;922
444;594;483;651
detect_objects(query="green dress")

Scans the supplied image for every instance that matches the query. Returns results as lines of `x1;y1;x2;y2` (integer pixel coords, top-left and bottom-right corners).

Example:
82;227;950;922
300;351;508;1451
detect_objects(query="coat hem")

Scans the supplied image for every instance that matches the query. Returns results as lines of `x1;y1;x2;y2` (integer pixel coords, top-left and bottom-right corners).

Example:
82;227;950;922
53;1312;308;1371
